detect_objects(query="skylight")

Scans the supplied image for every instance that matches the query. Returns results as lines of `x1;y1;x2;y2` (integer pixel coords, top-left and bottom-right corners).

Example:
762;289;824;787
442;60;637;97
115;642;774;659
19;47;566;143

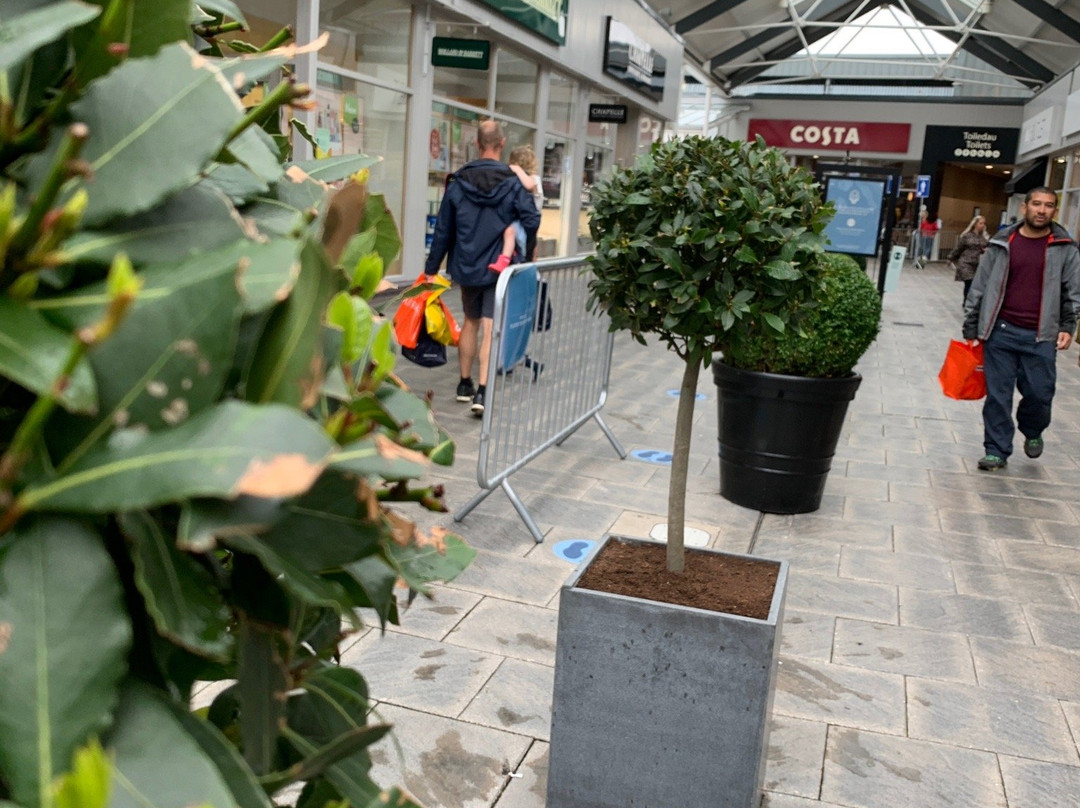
804;7;956;57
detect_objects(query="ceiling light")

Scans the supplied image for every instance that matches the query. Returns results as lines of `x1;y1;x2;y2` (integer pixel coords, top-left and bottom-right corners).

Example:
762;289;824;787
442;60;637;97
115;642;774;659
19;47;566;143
1004;170;1011;175
984;165;992;169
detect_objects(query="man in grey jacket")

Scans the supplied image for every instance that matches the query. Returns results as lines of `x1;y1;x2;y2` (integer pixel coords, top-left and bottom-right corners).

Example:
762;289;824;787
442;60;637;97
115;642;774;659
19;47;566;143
962;186;1080;471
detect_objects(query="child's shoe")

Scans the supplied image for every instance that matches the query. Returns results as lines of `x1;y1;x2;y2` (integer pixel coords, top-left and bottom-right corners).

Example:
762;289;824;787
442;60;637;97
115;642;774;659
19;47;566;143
488;253;512;273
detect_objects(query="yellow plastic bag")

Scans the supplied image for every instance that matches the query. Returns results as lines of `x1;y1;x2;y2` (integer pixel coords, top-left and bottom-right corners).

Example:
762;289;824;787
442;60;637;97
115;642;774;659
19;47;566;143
425;282;460;346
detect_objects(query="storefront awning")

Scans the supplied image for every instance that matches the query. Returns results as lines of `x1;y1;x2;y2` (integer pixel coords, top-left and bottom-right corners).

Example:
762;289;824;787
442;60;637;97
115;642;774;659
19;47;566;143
1004;156;1049;195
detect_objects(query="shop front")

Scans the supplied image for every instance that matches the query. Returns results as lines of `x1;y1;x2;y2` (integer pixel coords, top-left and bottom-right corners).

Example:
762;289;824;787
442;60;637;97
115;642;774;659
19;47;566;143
235;0;682;277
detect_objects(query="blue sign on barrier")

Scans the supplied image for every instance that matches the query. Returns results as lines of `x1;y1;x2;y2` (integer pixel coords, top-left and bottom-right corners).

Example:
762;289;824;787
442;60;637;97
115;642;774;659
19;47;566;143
553;540;596;563
631;449;673;465
498;265;539;372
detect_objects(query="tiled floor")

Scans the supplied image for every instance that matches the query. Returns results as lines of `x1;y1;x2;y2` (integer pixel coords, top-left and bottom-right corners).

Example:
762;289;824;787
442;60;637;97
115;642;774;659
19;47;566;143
285;258;1080;806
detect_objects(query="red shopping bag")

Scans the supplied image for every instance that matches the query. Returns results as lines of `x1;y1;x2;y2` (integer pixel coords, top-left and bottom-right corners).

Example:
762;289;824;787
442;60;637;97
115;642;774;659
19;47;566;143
938;339;986;400
393;274;454;349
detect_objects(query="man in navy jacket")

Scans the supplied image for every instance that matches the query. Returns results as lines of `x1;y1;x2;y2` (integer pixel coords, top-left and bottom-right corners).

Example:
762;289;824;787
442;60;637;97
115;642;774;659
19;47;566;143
424;120;541;416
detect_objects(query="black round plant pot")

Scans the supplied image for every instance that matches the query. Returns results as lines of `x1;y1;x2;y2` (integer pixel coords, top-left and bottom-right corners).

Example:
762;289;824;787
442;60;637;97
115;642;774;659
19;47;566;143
712;361;862;514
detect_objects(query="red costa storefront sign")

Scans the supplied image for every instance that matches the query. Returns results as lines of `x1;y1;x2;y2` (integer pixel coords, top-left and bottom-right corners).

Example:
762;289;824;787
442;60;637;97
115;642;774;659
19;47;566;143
748;119;911;153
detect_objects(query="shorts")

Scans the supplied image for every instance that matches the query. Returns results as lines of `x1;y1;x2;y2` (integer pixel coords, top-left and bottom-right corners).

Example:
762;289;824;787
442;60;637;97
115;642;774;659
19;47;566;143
461;283;496;320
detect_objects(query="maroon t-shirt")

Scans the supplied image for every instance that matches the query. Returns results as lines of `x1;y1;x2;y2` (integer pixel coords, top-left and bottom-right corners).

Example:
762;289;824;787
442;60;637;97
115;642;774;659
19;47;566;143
998;232;1049;330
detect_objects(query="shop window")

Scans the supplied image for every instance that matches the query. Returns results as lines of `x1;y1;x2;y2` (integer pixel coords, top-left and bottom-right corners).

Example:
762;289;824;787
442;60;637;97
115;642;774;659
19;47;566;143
547;72;576;136
318;0;411;86
315;70;408;273
433;24;490;109
495;50;538;123
234;1;297;41
1049;154;1067;192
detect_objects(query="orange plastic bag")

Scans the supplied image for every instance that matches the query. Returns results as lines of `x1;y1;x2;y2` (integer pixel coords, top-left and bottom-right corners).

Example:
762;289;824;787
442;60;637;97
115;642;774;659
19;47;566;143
938;339;986;400
393;274;453;349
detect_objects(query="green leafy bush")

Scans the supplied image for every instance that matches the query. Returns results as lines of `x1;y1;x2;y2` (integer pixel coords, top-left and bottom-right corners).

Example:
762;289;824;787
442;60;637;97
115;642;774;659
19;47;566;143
0;4;469;807
588;135;835;368
723;253;881;377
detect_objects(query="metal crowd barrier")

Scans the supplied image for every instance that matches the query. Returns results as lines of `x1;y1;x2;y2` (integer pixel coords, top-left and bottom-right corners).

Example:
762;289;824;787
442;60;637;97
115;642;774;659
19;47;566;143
453;255;626;542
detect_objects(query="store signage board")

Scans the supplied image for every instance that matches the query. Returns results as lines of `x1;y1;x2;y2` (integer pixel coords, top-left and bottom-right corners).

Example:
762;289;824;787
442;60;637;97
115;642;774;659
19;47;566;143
477;0;567;45
603;17;666;101
431;37;491;70
823;177;885;257
748;119;911;153
922;125;1018;165
589;104;628;124
916;175;931;198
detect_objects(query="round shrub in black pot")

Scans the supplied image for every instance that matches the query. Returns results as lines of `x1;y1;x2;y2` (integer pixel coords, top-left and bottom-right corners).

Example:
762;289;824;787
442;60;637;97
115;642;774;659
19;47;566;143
715;252;881;513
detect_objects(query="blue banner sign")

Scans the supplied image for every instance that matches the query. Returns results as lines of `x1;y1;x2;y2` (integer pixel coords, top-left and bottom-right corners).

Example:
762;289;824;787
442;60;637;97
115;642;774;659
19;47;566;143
823;177;885;257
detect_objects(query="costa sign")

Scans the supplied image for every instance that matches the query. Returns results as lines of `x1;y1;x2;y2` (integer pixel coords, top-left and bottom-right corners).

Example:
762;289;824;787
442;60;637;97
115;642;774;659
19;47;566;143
748;119;911;153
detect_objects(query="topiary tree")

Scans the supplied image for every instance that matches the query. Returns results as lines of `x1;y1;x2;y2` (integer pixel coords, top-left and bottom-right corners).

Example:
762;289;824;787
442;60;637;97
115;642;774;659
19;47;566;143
0;3;469;806
588;135;837;573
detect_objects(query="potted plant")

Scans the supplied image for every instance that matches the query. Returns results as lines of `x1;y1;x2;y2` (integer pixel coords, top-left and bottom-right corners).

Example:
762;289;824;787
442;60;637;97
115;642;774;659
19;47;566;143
546;136;878;808
0;6;469;807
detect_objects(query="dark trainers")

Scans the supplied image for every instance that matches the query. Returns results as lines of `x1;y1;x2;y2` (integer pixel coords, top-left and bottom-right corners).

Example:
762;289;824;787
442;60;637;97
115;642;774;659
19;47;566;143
470;388;485;417
1023;436;1044;458
977;454;1007;471
455;378;475;402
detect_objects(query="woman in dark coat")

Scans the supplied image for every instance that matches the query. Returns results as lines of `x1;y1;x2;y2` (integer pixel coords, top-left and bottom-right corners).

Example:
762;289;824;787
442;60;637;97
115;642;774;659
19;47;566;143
950;214;989;306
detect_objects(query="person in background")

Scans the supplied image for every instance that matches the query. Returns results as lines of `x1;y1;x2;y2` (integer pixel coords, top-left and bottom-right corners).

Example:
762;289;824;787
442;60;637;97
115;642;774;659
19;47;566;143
488;145;543;271
948;214;989;305
962;187;1080;471
915;208;939;268
424;120;541;416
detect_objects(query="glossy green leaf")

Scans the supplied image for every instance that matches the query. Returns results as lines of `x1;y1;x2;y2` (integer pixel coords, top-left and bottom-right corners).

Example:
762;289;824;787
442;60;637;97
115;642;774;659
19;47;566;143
52;738;111;808
385;534;475;594
245;239;341;408
288;154;379;183
63;184;250;265
39;241;245;465
0;296;97;413
177;496;284;552
350;253;383;299
203;162;271;205
169;706;273;808
120;510;233;661
63;42;244;226
0;517;131;807
331;434;428;481
326;293;376;364
244;174;326;237
196;0;248;27
234;238;303;314
226;125;285;184
0;0;100;72
237;618;287;777
374;386;443;450
336;555;398;625
220;533;360;626
217;51;291;93
18;401;335;513
360;193;402;270
257;470;383;573
105;682;237;808
110;0;191;59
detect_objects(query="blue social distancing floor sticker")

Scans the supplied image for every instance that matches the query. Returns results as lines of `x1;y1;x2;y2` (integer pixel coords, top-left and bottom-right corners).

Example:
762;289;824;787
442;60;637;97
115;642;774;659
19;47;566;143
631;449;673;465
553;540;596;564
666;389;707;400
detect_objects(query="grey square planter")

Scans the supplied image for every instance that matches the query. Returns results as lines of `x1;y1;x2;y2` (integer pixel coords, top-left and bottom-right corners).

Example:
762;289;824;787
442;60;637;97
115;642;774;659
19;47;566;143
547;534;788;808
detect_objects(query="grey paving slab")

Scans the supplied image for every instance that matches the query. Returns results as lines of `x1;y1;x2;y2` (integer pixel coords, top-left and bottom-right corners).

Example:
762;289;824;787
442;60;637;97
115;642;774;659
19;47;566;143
997;756;1080;808
832;618;976;682
459;658;553;741
519;491;624;537
899;588;1031;641
491;741;547;808
821;727;1006;808
820;475;890;501
999;539;1080;576
1024;603;1080;650
846;460;931;485
391;585;483;641
843;498;941;529
773;656;906;734
938;508;1049;540
951;561;1076;604
751;538;841;576
783;515;894;548
446;597;558;666
1062;701;1080;755
892;526;1003;565
444;548;572;606
762;794;847;808
341;631;501;718
780;609;837;662
838;546;954;590
882;449;969;472
1038;519;1080;548
783;571;898;623
764;714;827;799
907;677;1079;764
972;637;1080;700
367;703;532;808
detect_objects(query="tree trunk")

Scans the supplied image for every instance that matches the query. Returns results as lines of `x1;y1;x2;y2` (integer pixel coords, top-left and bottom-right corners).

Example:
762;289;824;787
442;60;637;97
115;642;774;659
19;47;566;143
666;356;700;573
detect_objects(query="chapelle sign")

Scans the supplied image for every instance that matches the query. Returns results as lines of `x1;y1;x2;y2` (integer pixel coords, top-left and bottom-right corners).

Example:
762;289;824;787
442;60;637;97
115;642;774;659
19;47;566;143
748;119;911;153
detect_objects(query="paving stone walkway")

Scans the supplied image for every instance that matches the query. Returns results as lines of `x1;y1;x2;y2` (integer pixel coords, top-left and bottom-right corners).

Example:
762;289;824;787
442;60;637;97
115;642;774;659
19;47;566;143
346;258;1080;807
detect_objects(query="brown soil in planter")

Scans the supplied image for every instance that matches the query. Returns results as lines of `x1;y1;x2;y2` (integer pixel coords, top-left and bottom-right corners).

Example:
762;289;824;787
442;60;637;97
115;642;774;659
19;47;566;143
576;538;779;620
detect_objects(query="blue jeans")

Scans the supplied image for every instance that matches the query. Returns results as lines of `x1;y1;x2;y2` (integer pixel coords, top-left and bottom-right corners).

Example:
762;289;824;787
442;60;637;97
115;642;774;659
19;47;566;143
981;319;1057;458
